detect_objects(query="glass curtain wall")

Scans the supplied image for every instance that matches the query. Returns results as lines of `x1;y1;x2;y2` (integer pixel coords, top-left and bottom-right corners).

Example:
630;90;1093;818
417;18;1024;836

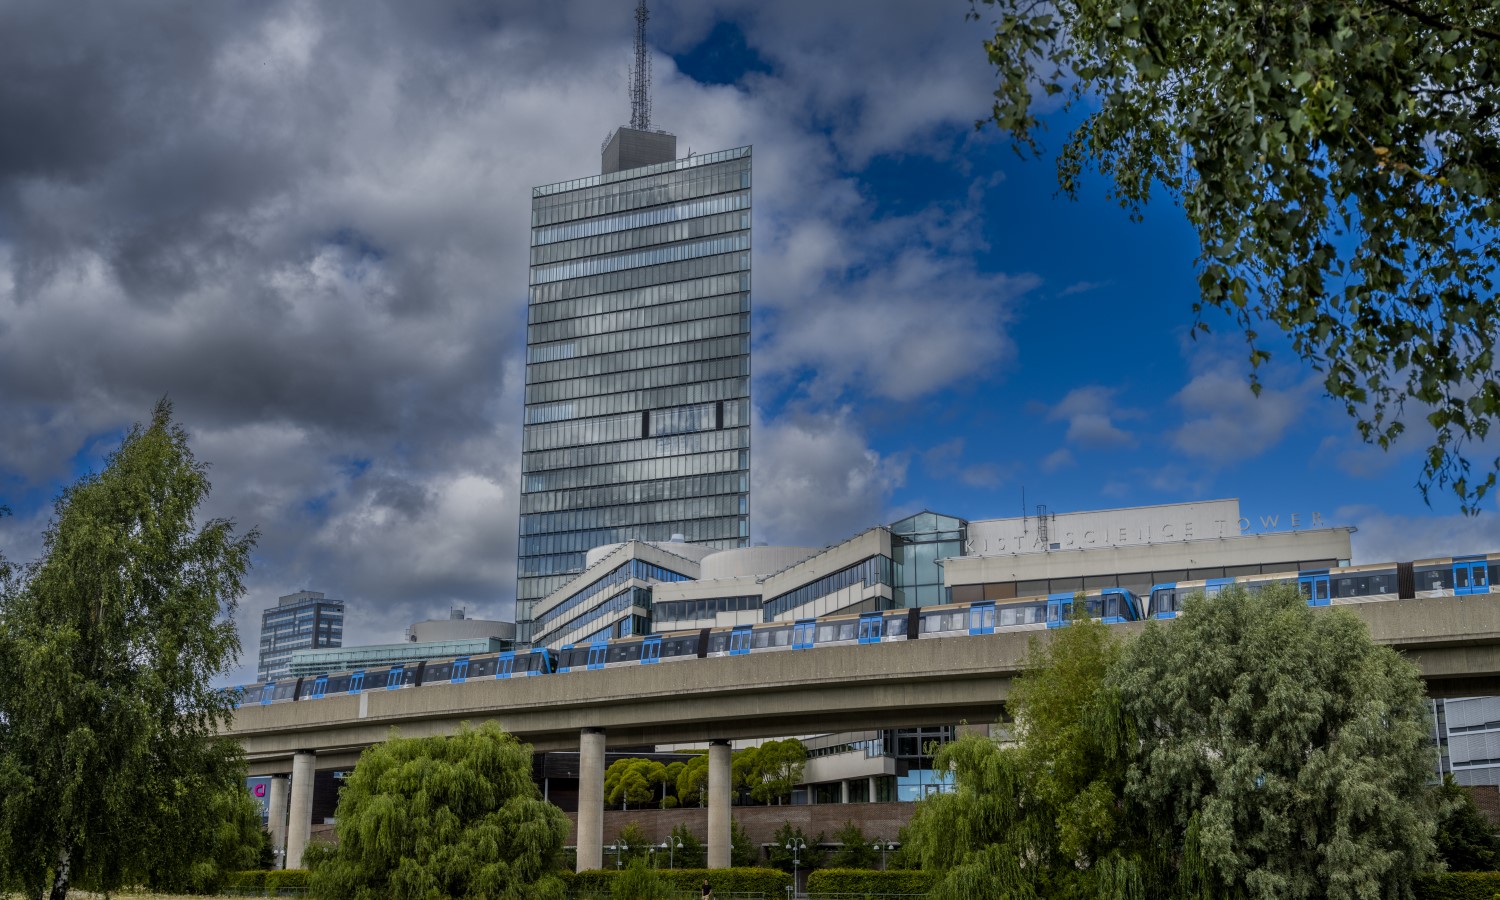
890;512;968;607
516;148;753;642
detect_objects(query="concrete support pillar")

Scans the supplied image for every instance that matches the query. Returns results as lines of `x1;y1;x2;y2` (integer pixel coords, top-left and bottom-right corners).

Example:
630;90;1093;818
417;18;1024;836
267;774;290;868
868;776;878;803
577;728;606;872
285;751;316;869
707;739;732;869
840;780;849;804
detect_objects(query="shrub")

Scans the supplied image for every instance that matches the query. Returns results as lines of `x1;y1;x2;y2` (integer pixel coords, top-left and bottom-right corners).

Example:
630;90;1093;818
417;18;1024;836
222;870;267;891
1413;872;1500;900
265;869;311;894
806;867;939;897
576;867;791;896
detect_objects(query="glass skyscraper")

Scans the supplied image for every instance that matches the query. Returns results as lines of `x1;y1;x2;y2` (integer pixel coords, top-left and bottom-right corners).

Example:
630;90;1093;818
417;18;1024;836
516;138;752;642
257;590;344;682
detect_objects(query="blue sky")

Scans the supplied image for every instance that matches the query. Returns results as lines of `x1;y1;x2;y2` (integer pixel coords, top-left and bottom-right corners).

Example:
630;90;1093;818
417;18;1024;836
0;0;1493;684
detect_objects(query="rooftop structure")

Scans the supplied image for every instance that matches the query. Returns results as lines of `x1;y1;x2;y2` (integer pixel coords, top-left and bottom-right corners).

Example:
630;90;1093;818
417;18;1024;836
258;590;343;682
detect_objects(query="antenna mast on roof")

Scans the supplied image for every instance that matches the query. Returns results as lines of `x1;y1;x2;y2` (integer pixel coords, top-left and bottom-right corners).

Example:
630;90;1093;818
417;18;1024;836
630;0;653;131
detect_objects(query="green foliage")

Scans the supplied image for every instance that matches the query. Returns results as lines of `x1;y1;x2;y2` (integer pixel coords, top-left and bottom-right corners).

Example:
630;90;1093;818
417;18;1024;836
612;857;672;900
265;869;311;892
223;869;268;891
0;399;259;900
905;610;1146;899
767;822;827;874
1436;776;1500;871
675;753;709;807
729;818;759;868
577;867;790;896
733;739;807;805
614;822;653;865
1414;871;1500;900
1115;583;1438;899
310;722;570;900
607;758;673;810
973;0;1500;511
666;823;706;870
906;585;1439;899
805;867;939;896
826;821;879;870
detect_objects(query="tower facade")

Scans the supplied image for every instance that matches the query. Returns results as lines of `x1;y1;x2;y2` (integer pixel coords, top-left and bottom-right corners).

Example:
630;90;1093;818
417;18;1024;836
516;145;753;642
257;590;344;682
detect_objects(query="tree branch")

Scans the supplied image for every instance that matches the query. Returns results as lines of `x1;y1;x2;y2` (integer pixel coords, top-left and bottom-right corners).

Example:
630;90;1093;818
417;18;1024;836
1366;0;1500;43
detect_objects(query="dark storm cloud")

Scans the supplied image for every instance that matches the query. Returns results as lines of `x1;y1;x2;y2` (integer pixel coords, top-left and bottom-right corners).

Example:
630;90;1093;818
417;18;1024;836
0;0;1023;683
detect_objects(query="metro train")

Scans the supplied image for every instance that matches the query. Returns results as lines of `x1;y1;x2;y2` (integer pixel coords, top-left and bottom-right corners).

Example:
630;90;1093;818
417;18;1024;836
234;553;1496;707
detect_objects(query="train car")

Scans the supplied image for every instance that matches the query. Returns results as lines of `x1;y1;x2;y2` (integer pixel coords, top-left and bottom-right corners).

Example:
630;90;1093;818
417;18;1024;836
1412;554;1497;598
1145;555;1498;618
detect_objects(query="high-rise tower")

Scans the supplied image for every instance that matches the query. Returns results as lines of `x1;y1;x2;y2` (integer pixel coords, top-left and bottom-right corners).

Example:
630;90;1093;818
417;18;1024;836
514;4;751;643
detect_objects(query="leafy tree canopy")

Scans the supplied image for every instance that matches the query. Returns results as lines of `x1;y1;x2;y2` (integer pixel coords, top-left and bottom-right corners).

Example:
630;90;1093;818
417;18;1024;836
907;585;1440;899
973;0;1500;511
1434;775;1500;872
734;739;807;806
730;818;759;868
310;722;570;900
827;821;879;870
0;399;258;900
666;823;707;870
676;752;709;807
1116;584;1438;899
904;611;1148;899
767;822;827;874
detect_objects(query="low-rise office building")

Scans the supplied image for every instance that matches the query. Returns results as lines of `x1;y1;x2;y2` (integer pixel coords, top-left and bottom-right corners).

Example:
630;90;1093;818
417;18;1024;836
529;498;1354;650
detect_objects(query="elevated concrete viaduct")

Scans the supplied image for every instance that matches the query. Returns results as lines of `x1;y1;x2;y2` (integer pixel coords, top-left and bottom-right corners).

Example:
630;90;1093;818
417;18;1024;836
230;596;1500;869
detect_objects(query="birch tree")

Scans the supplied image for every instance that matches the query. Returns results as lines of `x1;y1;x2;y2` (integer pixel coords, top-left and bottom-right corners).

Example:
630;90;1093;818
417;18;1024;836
0;399;257;900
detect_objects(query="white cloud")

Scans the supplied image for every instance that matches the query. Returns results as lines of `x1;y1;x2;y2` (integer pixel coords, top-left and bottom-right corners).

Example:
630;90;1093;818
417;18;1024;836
1170;362;1308;463
750;407;907;548
1341;505;1499;564
1048;385;1140;448
0;0;1029;683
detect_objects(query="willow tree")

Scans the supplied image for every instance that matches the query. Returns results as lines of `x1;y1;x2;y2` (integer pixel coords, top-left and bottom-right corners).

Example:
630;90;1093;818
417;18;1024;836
1116;584;1438;900
0;400;257;900
311;723;570;900
972;0;1500;511
904;613;1157;899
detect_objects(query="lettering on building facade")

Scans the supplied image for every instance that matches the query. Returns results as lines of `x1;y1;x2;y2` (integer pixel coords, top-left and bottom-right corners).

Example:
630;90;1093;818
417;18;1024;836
964;511;1327;555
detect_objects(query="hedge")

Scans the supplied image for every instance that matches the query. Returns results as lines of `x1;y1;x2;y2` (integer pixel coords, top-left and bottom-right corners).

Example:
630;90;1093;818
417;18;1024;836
222;870;267;891
264;869;312;892
806;868;938;897
575;867;791;895
1413;871;1500;900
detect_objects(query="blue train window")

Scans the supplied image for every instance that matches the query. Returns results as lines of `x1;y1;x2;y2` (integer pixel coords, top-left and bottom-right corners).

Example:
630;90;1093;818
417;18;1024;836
259;682;276;705
859;613;884;644
452;658;469;683
642;636;662;664
1455;560;1490;596
498;653;515;678
792;620;815;650
1299;573;1331;606
967;602;996;635
729;626;753;655
349;671;365;694
310;676;328;699
587;643;608;669
386;667;404;689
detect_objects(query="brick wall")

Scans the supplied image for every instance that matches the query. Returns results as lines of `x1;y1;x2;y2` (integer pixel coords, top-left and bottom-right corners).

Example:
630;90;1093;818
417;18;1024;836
1467;785;1500;828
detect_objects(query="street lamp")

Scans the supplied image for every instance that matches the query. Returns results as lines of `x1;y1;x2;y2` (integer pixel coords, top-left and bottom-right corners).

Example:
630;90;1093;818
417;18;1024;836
785;838;807;898
660;838;683;868
607;839;631;869
872;838;897;870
